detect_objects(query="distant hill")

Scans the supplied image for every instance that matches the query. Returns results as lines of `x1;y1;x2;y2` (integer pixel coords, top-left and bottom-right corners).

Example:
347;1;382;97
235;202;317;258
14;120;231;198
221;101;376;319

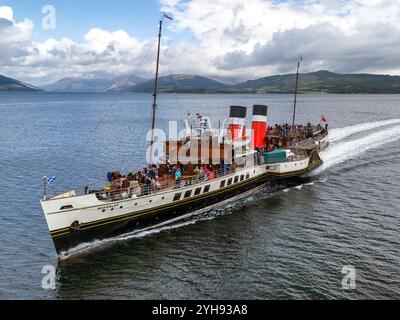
0;74;41;91
130;74;229;93
42;75;145;92
35;70;400;94
42;77;115;92
232;70;400;94
105;75;145;92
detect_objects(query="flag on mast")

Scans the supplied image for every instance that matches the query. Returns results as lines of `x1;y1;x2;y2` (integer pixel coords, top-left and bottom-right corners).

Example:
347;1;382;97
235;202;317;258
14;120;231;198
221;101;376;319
46;176;56;185
321;115;327;123
163;12;173;21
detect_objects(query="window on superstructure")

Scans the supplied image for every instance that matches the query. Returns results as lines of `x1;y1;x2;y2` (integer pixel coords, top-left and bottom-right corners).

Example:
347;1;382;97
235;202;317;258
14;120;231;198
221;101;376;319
203;185;211;193
173;193;182;202
240;175;245;181
227;178;233;186
60;205;73;210
194;188;201;196
246;173;250;179
184;190;192;199
220;180;226;188
234;176;239;184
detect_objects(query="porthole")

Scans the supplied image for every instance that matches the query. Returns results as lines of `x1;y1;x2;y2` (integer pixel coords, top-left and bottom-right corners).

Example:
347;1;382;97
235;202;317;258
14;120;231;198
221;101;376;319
60;205;73;210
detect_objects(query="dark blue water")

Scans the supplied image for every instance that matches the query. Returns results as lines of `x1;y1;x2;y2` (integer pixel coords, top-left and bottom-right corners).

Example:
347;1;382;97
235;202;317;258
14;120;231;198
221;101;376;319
0;92;399;299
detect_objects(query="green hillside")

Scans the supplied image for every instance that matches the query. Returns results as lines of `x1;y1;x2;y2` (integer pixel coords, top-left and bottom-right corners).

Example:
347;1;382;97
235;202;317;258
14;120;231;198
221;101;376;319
131;74;229;93
233;70;400;94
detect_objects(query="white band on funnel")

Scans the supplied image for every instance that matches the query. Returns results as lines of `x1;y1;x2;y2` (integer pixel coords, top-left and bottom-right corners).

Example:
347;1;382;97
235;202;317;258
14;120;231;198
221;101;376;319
252;115;267;123
229;118;247;126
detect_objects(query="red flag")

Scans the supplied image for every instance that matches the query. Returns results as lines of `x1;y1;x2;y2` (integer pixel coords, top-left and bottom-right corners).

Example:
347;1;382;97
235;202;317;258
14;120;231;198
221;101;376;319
321;115;327;123
163;13;173;21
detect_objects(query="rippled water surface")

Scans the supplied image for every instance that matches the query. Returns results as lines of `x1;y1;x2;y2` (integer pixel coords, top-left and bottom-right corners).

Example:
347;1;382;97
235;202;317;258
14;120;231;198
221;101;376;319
0;93;399;299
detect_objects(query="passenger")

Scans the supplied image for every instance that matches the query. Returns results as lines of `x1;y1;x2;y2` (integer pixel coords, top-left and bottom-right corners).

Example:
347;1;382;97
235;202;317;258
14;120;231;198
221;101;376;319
175;167;182;187
194;166;200;176
137;171;144;184
122;175;132;189
107;172;113;182
149;168;156;180
199;166;205;180
144;176;152;195
153;176;161;190
203;165;210;181
110;178;121;190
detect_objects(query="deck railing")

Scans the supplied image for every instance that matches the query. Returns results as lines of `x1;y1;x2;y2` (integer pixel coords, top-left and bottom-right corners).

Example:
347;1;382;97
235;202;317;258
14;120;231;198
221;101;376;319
93;157;265;202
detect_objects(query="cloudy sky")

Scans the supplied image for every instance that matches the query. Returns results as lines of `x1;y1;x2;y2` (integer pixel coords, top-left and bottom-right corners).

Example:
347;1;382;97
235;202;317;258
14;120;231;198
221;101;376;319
1;0;399;85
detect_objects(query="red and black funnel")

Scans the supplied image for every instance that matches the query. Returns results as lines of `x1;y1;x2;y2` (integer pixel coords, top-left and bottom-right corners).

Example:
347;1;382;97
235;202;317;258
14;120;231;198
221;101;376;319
251;105;268;149
228;106;247;141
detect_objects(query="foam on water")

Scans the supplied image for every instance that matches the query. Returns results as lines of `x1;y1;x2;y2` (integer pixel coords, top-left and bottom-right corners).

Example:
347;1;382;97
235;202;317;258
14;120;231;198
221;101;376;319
316;124;400;174
329;119;400;143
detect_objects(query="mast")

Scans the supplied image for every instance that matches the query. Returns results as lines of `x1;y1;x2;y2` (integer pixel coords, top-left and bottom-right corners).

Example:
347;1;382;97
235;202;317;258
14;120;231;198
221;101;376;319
149;19;163;165
292;57;302;133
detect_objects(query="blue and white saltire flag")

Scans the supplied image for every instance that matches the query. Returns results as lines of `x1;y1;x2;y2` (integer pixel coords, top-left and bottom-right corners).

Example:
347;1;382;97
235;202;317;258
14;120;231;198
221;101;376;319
46;176;56;185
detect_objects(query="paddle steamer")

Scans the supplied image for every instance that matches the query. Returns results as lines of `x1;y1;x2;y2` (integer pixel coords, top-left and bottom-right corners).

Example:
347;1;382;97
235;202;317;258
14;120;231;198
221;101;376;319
40;18;328;257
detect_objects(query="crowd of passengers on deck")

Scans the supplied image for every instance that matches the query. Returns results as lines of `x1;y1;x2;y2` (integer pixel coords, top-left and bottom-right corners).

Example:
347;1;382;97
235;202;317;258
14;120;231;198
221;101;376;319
103;161;243;198
266;122;328;151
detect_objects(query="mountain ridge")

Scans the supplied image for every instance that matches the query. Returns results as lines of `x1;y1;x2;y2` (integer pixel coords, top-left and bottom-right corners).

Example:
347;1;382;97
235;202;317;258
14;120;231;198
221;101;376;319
3;71;400;94
0;75;41;91
231;70;400;94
